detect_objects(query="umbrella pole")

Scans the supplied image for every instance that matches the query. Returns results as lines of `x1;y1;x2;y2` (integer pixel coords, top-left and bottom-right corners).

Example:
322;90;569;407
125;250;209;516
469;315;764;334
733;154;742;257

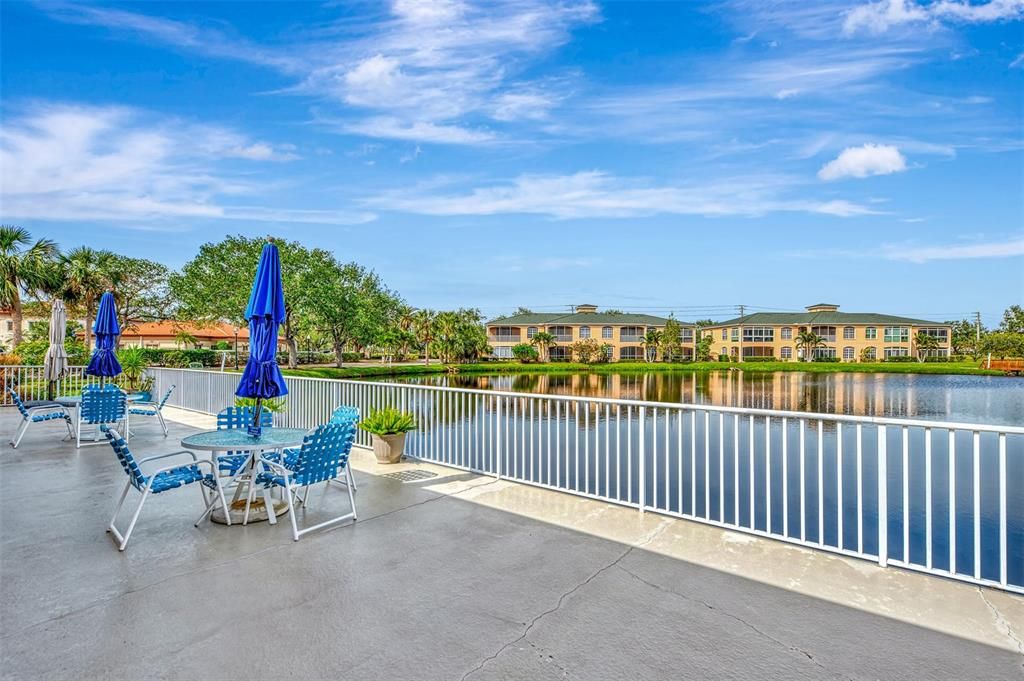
47;380;56;402
251;397;264;437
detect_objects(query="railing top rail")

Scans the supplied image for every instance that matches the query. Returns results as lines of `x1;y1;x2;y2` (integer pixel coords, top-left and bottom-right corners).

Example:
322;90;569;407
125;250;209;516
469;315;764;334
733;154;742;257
145;366;1024;435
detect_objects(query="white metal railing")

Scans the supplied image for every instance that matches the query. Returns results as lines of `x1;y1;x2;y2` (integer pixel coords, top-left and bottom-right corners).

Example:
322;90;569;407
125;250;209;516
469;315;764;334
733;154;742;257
0;365;91;403
133;368;1023;593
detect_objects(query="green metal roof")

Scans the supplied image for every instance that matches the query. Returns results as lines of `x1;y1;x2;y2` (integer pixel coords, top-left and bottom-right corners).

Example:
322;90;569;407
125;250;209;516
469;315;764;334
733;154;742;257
487;311;687;326
707;311;948;327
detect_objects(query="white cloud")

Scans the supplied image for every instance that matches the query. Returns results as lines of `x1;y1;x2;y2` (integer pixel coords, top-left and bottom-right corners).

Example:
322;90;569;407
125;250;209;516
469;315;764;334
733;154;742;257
883;238;1024;262
843;0;1024;35
818;143;908;180
0;103;371;226
364;171;878;219
342;117;496;145
1011;52;1024;68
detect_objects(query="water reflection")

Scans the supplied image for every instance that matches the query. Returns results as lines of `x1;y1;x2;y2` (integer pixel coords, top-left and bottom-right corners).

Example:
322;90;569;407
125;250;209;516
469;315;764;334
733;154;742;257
375;370;1024;426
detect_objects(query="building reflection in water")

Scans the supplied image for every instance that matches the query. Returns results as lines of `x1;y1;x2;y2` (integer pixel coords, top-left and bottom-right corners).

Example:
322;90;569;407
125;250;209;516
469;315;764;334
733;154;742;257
424;370;925;419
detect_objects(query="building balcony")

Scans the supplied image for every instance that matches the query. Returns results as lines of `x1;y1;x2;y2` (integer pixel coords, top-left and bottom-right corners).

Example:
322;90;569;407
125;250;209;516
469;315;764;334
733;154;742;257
488;335;521;344
553;334;573;342
620;335;643;343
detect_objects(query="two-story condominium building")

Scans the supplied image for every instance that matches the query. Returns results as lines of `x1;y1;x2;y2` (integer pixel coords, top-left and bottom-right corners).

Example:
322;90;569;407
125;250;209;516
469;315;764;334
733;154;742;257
702;303;952;362
486;304;693;361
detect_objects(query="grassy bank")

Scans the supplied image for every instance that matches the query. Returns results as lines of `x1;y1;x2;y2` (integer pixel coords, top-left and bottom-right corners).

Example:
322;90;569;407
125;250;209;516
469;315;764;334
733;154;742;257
284;359;1004;380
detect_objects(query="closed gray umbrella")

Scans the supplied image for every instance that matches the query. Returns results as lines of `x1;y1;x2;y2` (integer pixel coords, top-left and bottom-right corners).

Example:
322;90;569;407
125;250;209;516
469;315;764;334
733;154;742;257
43;300;69;383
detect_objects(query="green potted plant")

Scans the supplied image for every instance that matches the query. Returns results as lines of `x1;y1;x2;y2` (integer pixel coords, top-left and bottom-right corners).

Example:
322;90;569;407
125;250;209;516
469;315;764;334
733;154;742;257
358;407;417;464
116;346;155;400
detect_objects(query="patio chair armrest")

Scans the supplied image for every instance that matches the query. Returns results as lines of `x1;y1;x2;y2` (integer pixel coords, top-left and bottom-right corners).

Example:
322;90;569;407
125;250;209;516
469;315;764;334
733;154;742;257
257;456;291;476
131;401;158;408
145;459;209;479
26;405;69;416
137;449;199;465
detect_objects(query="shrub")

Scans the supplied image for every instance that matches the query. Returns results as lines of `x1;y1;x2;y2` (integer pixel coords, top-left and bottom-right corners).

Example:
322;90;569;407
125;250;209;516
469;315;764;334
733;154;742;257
359;407;417;436
814;357;840;363
234;397;287;413
717;354;730;362
210;341;231;350
14;339;89;366
511;343;539;362
570;338;604;364
742;357;776;363
343;352;362;363
883;355;916;363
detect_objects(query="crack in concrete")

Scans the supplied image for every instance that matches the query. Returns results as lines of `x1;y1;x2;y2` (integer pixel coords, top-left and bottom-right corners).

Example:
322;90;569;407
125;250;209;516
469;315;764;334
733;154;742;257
459;520;672;681
978;587;1024;675
615;563;856;681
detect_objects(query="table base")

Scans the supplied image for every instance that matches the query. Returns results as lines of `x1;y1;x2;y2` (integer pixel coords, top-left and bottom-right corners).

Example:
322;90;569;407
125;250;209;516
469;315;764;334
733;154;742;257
212;497;290;525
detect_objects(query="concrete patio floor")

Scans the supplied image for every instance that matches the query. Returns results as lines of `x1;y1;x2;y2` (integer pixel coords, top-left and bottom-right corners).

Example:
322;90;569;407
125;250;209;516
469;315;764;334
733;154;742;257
1;407;1022;681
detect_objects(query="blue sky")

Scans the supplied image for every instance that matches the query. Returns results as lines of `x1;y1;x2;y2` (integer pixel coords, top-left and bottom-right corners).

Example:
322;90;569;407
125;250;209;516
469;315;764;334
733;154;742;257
1;0;1022;324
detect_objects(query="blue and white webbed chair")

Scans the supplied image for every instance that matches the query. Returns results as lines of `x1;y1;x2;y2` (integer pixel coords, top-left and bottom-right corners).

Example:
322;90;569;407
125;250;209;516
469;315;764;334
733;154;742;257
128;384;175;436
257;421;357;541
8;389;73;448
214;406;274;478
102;426;227;550
329;406;360;491
78;385;127;448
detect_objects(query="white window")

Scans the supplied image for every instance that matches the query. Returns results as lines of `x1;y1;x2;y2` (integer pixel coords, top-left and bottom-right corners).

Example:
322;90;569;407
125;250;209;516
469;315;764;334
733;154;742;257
781;327;792;340
780;346;792;360
619;346;643;361
579;326;591;339
527;326;537;338
865;327;877;340
5;321;11;332
843;346;855;361
843;326;855;340
814;347;836;359
602;326;613;339
493;346;513;359
863;346;877;360
811;326;837;342
884;347;910;358
918;327;949;341
730;328;739;341
884;327;909;343
721;329;727;340
743;326;774;342
721;346;727;356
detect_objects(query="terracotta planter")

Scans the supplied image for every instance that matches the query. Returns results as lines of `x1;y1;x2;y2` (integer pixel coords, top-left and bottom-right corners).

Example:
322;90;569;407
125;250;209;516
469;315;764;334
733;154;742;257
371;432;407;464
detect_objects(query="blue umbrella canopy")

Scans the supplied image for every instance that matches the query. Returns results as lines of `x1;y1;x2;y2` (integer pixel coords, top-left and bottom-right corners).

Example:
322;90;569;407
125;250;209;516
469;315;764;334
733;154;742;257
86;291;122;377
235;241;288;401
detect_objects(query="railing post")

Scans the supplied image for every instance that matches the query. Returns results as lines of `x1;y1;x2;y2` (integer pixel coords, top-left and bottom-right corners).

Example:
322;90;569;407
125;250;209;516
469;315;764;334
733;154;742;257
638;405;646;513
495;396;503;480
877;425;888;567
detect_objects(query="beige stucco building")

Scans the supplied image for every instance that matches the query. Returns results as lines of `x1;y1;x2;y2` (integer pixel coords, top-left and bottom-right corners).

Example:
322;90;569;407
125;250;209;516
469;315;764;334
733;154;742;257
486;304;693;362
701;303;952;362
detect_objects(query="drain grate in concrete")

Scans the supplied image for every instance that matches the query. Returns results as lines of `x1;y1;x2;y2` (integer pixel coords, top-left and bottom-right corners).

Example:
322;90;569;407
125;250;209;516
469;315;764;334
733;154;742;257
382;469;438;483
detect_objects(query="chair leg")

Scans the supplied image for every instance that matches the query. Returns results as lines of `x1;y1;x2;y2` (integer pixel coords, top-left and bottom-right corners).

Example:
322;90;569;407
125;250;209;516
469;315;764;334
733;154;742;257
108;480;132;532
262;485;277;525
347;465;358;492
157;410;168;436
76;418;81;448
11;419;29;448
285;482;300;541
118;488;150;550
63;416;74;440
346;467;358;521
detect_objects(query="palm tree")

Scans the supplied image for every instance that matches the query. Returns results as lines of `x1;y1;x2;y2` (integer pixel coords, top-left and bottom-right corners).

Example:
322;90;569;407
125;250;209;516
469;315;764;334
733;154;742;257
795;330;825;362
412;309;436;366
640;329;662;363
174;330;198;349
0;226;58;348
530;331;555;362
60;247;115;351
914;332;940;363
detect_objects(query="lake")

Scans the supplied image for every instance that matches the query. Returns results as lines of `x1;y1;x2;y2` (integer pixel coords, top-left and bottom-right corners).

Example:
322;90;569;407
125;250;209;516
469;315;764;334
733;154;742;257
365;370;1023;586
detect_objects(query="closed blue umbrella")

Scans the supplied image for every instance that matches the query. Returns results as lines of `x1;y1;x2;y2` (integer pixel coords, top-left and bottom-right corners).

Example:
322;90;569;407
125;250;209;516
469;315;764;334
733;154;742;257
86;291;122;377
235;240;287;436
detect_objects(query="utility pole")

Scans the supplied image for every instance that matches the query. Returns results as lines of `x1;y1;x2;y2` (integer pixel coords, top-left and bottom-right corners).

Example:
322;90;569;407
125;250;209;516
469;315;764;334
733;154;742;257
737;304;745;361
974;311;982;343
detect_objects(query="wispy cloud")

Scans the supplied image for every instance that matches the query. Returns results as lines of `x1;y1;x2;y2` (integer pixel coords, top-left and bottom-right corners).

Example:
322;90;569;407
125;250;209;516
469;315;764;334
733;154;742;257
0;102;373;226
787;236;1024;262
818;143;908;180
843;0;1024;35
364;171;878;219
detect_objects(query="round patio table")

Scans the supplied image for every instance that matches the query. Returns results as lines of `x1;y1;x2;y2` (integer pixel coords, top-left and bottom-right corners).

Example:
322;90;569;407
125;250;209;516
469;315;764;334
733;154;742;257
181;428;309;525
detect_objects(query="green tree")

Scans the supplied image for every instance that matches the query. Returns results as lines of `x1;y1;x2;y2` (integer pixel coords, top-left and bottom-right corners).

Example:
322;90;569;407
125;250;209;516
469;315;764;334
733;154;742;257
511;343;539;362
58;246;115;352
640;329;662;363
530;331;556;362
413;309;436;366
512;306;533;315
0;226;58;348
659;316;683;362
105;255;171;331
570;337;603;364
914;331;940;363
947;318;982;359
174;330;198;349
695;332;714;362
795;330;825;362
980;332;1024;359
170;235;329;369
430;309;489;363
296;256;366;368
999;305;1024;334
693;318;718;328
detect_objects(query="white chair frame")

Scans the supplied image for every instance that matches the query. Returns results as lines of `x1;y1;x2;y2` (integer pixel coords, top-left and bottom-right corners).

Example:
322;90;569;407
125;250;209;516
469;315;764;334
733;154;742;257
10;404;73;448
258;455;357;541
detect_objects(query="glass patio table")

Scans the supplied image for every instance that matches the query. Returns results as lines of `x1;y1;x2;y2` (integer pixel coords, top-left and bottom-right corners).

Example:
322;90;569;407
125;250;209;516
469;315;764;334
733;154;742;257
181;427;309;525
